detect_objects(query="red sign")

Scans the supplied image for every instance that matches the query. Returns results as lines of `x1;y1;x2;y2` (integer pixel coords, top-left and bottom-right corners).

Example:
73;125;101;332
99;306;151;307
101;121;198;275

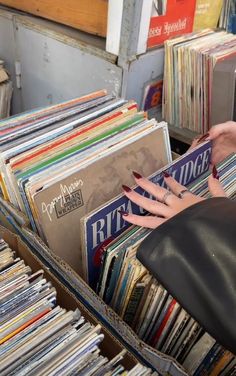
147;0;196;48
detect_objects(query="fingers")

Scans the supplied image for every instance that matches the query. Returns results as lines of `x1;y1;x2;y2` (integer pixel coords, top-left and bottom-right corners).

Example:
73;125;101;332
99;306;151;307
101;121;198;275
188;133;210;151
132;173;179;205
163;174;194;198
208;121;236;140
188;136;201;151
122;185;172;217
208;126;223;140
208;175;227;197
121;169;227;230
121;213;165;229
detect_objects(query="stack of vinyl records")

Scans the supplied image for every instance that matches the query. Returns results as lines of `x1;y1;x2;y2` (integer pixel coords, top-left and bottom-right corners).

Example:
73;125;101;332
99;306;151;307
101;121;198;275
219;0;236;33
0;238;154;376
162;30;236;134
0;60;12;119
82;149;236;375
0;90;171;275
1;90;235;375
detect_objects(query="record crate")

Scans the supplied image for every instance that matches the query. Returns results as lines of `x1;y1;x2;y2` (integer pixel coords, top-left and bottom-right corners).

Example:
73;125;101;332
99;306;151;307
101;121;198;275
0;225;151;375
0;197;188;376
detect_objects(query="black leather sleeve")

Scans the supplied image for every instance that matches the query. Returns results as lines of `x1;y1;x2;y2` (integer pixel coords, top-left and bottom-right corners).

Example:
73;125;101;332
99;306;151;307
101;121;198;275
137;197;236;354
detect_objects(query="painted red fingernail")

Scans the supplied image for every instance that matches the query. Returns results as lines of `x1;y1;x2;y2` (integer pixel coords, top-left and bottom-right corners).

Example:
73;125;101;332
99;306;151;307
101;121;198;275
122;184;132;193
118;210;129;216
132;171;142;179
197;133;210;143
212;165;219;180
162;171;170;178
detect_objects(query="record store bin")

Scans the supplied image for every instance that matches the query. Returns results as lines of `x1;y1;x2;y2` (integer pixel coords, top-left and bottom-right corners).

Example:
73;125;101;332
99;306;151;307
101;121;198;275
0;1;191;375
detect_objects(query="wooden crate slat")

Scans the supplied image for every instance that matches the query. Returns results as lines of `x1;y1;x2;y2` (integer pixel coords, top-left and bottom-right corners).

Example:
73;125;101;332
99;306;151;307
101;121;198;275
0;0;108;36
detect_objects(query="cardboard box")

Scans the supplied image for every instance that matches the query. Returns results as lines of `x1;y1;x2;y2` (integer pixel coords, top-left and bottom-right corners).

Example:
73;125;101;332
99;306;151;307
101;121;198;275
0;198;188;375
0;224;140;370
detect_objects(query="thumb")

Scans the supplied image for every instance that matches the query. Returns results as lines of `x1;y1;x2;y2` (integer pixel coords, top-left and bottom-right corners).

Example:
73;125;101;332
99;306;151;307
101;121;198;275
208;175;227;197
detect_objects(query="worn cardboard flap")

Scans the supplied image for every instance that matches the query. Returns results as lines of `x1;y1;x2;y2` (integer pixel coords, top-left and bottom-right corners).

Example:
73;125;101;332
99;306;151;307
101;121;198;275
0;68;8;83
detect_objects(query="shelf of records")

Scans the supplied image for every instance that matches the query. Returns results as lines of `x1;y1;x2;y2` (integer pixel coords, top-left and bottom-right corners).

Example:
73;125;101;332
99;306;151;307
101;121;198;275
0;60;12;120
163;29;236;136
0;90;235;375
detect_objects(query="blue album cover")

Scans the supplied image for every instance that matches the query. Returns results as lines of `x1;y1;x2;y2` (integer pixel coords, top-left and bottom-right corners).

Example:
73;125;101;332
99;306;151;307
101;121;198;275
83;141;212;288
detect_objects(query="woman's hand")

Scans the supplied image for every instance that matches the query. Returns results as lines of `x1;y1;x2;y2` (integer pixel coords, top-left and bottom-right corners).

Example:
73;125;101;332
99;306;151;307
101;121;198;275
193;121;236;165
208;121;236;165
121;170;226;229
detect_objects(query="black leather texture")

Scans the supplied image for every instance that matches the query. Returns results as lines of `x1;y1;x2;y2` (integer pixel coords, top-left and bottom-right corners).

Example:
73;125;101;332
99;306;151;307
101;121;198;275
137;198;236;354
